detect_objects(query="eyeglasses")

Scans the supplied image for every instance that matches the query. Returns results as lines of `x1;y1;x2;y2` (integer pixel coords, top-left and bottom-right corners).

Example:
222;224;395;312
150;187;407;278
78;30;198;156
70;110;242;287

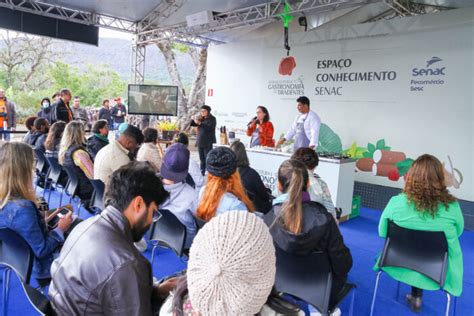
153;209;163;222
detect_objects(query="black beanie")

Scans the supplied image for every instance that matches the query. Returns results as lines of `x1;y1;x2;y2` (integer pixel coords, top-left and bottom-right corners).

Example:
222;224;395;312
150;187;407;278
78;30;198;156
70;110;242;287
206;147;237;179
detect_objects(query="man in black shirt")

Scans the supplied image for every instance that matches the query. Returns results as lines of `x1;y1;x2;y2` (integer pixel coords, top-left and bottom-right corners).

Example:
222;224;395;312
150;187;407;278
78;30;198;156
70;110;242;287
190;105;217;175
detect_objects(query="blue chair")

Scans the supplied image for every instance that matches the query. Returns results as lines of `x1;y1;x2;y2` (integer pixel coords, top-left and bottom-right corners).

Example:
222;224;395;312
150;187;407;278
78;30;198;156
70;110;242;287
274;247;355;316
0;228;52;316
45;157;68;207
370;220;457;316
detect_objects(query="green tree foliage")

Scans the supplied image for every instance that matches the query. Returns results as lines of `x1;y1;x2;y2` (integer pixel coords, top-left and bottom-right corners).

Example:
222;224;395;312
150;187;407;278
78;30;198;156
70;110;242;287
0;61;126;120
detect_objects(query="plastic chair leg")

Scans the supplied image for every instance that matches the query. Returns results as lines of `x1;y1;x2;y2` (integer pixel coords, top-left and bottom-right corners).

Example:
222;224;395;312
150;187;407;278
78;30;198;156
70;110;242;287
370;271;382;316
349;288;356;316
2;268;11;316
59;190;64;207
445;292;451;316
150;244;158;269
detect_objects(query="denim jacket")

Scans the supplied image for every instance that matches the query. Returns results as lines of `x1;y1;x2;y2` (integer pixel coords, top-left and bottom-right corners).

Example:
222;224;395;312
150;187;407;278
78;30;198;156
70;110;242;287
0;199;63;278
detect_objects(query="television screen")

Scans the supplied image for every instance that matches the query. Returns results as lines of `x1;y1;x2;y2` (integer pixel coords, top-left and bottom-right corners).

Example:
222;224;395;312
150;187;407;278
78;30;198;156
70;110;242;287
127;84;178;116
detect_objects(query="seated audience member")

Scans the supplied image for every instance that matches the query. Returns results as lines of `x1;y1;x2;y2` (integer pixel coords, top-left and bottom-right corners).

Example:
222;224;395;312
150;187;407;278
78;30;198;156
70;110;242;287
137;127;162;171
28;118;50;153
22;116;38;144
45;121;66;159
94;124;144;184
230;141;272;214
37;97;53;123
49;162;176;315
174;132;204;189
264;159;352;310
87;119;109;159
0;142;73;286
196;147;254;221
291;147;336;217
160;143;198;248
160;211;302;316
376;154;464;312
59;121;94;205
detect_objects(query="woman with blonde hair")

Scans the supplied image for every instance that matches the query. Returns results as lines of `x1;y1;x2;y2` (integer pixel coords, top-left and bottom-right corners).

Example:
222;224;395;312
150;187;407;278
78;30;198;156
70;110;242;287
59;121;94;205
195;146;254;221
264;159;352;311
376;154;463;312
0;142;72;285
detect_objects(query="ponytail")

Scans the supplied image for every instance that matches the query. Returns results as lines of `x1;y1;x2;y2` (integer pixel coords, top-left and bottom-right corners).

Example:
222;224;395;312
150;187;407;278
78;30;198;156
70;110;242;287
277;160;308;234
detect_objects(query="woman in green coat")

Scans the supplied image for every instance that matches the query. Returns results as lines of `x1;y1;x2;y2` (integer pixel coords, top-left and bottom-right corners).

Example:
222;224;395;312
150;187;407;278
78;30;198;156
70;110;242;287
375;154;464;312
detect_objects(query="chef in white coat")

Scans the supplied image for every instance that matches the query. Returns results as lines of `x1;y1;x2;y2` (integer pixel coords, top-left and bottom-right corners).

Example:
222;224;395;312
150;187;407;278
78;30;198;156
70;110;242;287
277;96;321;150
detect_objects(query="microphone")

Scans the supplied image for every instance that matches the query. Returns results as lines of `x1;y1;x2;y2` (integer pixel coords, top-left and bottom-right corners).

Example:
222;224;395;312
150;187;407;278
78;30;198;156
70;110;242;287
247;116;257;127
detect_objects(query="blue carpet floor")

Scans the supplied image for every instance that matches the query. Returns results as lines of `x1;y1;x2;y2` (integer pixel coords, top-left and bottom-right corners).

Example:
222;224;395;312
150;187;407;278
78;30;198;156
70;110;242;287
1;187;473;315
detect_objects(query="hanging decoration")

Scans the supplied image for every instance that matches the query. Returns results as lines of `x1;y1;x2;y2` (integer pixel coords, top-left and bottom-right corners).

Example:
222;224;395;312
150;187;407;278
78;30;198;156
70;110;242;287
278;2;296;76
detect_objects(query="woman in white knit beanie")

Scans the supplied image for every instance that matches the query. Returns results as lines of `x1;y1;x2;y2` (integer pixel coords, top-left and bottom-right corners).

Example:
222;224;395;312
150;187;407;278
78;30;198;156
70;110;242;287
159;211;302;316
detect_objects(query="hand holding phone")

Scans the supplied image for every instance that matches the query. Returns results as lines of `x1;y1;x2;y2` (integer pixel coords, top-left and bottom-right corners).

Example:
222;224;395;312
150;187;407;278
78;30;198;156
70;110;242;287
57;211;73;232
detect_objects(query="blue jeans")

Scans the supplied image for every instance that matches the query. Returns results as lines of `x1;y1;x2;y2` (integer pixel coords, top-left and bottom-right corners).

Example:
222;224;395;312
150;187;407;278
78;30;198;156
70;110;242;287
0;127;11;141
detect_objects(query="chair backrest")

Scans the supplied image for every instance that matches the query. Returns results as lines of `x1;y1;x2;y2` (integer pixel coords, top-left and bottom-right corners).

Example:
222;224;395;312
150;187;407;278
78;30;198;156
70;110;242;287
45;156;64;184
89;179;105;211
379;220;449;287
274;247;333;313
0;228;34;284
63;165;79;197
192;214;206;231
34;149;49;174
149;209;186;257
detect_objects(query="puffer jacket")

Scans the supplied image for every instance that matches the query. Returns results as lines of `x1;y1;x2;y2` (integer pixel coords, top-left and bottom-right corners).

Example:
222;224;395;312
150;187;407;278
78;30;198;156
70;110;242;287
264;201;352;284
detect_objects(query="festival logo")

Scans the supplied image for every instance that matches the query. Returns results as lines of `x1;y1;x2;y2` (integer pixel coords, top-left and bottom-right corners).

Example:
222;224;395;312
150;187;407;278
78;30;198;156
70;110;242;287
267;76;305;96
410;56;446;91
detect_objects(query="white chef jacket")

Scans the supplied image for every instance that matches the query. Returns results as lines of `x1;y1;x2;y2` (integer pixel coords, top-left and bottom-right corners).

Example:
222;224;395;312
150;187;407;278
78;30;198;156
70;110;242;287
284;110;321;148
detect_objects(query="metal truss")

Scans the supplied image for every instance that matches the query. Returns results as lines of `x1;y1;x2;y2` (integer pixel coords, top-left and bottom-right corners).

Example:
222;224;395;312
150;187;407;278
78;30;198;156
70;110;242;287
137;0;373;46
0;0;137;33
138;0;186;32
131;37;146;84
366;0;451;22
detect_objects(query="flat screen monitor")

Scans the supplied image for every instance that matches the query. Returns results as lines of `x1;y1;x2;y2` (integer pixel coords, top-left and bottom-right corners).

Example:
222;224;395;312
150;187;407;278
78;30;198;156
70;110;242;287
127;84;178;116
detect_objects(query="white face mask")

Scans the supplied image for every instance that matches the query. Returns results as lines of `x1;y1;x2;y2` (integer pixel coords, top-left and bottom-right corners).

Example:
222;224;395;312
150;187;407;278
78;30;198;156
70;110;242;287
42;102;50;108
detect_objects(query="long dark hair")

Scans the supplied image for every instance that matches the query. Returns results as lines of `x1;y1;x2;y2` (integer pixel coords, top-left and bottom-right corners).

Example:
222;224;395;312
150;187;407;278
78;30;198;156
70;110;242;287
171;276;300;316
230;140;249;168
278;159;309;234
257;106;270;123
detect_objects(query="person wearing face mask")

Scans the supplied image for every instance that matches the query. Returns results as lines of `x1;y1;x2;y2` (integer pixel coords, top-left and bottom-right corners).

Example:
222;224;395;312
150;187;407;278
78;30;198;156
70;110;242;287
49;162;176;315
37;97;53;123
93;124;144;184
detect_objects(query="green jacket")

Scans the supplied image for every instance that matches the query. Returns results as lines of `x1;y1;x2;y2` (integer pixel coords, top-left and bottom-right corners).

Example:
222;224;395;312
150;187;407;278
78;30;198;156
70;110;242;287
374;193;464;296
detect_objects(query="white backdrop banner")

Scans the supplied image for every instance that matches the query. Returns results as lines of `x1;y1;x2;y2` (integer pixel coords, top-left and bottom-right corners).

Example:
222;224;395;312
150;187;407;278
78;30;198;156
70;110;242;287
206;8;474;202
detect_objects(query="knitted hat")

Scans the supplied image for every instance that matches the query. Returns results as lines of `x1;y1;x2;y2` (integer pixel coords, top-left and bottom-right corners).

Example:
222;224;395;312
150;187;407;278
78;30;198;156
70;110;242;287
206;147;237;179
160;143;190;183
187;212;276;316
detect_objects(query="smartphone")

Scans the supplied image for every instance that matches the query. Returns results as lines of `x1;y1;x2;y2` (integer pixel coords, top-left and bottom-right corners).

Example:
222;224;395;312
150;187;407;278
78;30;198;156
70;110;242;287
47;207;71;230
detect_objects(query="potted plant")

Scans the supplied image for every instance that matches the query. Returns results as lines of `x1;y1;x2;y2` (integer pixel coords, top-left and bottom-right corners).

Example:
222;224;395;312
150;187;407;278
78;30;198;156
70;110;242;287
158;120;178;140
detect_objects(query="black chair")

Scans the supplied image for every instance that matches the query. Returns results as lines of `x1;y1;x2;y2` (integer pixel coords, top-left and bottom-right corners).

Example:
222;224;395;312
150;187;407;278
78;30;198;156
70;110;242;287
370;220;456;316
148;209;187;269
44;157;68;206
62;166;83;216
0;228;52;316
34;149;50;195
274;247;355;316
89;179;105;213
192;214;206;231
